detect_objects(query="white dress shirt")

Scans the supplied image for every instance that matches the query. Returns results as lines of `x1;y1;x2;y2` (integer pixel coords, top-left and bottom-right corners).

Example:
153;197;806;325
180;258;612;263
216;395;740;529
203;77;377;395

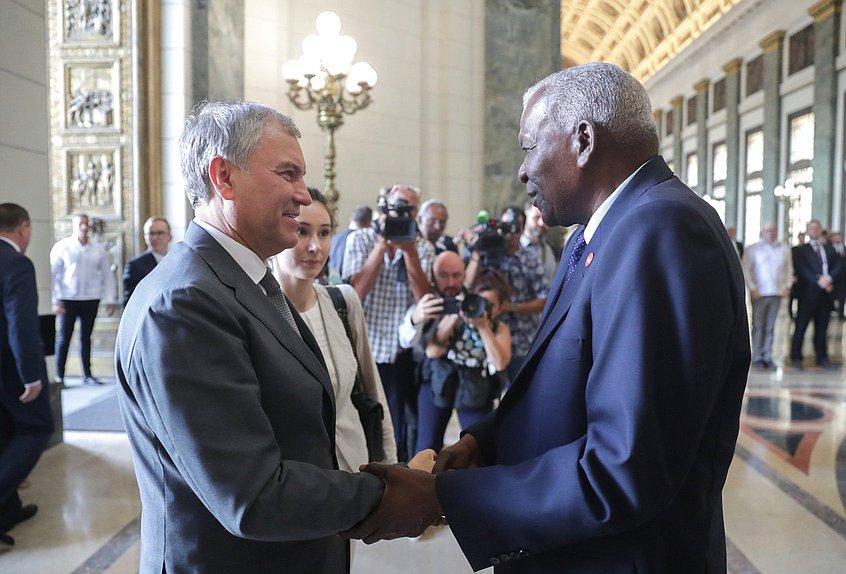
742;240;793;296
50;235;117;304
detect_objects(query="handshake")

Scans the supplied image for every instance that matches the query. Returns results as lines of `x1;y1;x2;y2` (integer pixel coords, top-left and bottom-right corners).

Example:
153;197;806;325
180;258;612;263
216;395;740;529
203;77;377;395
341;434;481;544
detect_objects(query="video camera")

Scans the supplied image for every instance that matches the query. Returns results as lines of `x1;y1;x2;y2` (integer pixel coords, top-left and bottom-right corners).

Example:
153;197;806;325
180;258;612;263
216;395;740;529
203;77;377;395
373;195;417;242
442;293;488;319
473;212;521;268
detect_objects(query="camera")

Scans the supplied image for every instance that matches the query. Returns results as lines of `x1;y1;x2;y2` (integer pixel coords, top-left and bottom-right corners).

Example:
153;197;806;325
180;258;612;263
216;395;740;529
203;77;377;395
474;219;520;268
373;196;418;242
441;294;488;319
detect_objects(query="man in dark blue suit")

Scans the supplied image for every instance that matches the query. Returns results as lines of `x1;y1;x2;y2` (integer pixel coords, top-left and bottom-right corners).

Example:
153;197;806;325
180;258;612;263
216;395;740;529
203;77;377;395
0;204;54;550
122;216;171;305
790;219;842;369
345;63;751;573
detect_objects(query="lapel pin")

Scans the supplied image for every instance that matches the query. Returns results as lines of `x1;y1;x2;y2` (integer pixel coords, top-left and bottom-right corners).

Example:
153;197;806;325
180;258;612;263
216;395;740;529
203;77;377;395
585;252;594;267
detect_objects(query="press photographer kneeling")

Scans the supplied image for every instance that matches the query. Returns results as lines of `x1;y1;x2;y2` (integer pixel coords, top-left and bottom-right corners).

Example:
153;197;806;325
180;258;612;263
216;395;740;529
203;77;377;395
399;251;511;453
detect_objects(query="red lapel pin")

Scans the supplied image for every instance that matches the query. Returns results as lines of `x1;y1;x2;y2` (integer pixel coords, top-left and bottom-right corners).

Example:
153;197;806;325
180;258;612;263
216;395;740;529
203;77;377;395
585;252;594;267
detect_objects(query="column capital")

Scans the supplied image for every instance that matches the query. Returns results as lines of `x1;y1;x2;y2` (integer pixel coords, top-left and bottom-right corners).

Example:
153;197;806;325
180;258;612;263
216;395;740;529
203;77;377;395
759;30;786;53
809;0;840;23
694;79;710;94
722;57;743;75
670;95;684;107
653;109;664;121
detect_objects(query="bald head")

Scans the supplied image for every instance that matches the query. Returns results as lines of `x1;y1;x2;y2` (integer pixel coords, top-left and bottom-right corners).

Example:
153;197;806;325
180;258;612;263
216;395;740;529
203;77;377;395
433;251;464;297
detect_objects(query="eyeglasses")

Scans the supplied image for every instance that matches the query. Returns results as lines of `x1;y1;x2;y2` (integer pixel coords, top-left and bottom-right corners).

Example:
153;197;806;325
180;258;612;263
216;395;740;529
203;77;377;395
145;231;169;237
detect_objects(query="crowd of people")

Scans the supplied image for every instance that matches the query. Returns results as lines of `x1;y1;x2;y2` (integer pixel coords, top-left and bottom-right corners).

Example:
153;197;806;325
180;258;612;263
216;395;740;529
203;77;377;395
0;60;841;572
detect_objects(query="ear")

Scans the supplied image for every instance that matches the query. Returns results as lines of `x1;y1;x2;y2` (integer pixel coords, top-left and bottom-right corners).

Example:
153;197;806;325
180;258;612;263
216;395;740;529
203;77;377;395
209;156;236;201
574;120;596;169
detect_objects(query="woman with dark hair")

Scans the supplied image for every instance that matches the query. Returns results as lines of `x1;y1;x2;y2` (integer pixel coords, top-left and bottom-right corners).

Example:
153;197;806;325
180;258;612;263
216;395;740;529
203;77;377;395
271;188;396;472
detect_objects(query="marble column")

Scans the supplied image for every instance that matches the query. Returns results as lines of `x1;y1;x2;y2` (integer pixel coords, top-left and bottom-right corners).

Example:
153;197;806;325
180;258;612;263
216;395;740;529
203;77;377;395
694;79;710;196
191;0;244;103
671;95;684;170
809;0;841;226
760;30;785;223
484;0;560;209
722;58;743;229
653;109;664;147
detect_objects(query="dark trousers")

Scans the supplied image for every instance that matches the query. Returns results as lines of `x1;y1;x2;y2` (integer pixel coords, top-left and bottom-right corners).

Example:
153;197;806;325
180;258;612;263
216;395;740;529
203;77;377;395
377;349;415;461
55;299;100;379
415;380;490;454
791;292;834;364
0;381;53;515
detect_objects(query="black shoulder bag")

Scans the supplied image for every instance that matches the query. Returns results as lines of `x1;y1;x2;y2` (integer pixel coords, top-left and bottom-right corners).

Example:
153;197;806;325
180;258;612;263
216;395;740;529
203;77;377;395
325;287;386;462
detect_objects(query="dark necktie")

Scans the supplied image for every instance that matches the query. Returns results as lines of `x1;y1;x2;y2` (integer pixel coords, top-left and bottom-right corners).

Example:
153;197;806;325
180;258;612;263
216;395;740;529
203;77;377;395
563;229;588;287
259;269;301;337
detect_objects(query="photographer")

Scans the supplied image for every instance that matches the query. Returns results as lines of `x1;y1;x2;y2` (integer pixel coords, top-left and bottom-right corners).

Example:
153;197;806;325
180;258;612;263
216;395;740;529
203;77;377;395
342;184;435;461
399;253;511;453
463;205;548;383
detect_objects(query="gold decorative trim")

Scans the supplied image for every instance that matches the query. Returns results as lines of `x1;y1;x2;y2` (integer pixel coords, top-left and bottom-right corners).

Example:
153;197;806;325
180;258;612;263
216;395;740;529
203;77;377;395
759;30;786;53
722;58;743;75
670;95;684;107
694;79;710;94
809;0;839;22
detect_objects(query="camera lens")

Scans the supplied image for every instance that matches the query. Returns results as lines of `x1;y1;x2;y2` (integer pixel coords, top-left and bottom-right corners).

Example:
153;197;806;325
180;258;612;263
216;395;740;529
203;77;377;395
460;294;487;319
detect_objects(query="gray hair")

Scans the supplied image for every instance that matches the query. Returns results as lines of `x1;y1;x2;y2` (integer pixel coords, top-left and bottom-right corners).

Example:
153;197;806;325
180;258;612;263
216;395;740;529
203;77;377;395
419;199;447;218
180;100;301;207
524;62;658;153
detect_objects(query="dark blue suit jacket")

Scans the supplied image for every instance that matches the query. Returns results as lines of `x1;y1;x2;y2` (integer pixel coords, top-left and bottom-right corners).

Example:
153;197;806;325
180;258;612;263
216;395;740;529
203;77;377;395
792;242;843;302
122;250;158;305
1;241;49;391
437;157;751;573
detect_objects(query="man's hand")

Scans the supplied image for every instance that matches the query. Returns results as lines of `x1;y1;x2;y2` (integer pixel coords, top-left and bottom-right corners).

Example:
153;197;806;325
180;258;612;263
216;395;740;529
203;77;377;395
434;314;460;343
341;463;444;544
106;304;116;316
53;303;64;315
412;294;444;325
18;383;42;403
749;289;761;301
433;433;484;474
408;449;437;472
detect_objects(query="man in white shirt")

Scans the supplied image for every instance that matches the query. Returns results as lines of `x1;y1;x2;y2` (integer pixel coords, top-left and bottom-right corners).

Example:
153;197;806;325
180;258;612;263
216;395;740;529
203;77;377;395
742;221;793;370
50;213;117;385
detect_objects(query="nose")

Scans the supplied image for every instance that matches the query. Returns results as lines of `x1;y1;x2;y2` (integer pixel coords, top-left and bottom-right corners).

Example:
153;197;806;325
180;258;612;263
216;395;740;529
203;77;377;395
518;161;528;184
308;236;319;252
294;181;312;206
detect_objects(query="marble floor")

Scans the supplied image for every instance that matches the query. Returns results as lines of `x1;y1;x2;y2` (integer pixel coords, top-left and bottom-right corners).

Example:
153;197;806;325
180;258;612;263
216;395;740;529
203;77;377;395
1;315;845;573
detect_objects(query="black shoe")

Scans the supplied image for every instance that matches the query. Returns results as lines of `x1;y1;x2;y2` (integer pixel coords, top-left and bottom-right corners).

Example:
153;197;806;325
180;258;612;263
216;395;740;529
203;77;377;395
817;360;835;369
763;361;777;371
752;360;766;369
83;376;103;385
0;531;13;551
0;504;37;532
792;361;804;371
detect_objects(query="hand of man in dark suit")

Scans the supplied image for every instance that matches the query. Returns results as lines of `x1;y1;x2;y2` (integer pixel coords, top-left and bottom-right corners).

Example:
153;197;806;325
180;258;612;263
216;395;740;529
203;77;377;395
432;433;483;473
341;463;443;543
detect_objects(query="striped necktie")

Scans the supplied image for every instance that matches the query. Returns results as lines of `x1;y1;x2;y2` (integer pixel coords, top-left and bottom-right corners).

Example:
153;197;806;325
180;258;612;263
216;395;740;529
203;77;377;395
259;269;301;338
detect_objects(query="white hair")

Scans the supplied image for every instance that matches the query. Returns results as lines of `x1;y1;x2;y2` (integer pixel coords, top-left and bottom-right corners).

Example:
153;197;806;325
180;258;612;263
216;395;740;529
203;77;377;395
524;62;658;153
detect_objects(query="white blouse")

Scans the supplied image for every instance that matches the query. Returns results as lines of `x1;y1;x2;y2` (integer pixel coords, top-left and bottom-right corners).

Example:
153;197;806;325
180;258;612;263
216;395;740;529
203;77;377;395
299;284;397;472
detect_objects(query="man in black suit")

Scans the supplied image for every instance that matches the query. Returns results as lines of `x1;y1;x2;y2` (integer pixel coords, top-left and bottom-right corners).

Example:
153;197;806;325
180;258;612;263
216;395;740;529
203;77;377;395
790;220;843;369
0;204;54;550
122;216;171;305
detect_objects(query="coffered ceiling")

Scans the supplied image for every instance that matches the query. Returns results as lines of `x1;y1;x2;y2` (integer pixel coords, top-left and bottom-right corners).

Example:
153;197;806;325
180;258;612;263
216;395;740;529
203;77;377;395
561;0;745;80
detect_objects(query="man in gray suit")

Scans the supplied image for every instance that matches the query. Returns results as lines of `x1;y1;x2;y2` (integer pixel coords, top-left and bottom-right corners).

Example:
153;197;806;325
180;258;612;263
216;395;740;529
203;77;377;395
115;101;384;573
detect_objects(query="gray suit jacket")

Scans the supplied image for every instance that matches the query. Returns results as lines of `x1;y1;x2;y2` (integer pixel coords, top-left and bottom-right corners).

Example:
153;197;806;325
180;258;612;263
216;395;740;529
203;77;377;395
116;222;384;574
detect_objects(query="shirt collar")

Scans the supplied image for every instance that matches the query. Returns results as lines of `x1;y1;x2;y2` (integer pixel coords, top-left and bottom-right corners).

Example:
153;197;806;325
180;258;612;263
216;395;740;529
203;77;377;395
0;236;21;252
583;160;649;244
193;218;269;284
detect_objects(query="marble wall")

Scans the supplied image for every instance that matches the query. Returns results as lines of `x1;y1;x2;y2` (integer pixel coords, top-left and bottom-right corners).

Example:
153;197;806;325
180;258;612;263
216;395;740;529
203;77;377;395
484;0;561;211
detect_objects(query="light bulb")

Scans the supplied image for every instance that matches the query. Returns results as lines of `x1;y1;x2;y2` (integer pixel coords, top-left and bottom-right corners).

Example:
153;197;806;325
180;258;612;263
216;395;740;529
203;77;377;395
302;34;321;57
345;75;363;94
338;35;357;62
310;73;327;91
299;54;321;77
315;11;341;36
281;59;302;81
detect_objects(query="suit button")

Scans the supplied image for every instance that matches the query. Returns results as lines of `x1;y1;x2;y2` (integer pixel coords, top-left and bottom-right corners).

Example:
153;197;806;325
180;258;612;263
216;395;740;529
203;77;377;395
490;557;501;565
518;549;529;557
509;551;519;560
499;554;511;562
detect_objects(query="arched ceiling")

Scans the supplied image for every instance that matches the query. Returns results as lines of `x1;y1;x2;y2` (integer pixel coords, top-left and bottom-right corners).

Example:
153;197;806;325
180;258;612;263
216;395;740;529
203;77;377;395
561;0;745;80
